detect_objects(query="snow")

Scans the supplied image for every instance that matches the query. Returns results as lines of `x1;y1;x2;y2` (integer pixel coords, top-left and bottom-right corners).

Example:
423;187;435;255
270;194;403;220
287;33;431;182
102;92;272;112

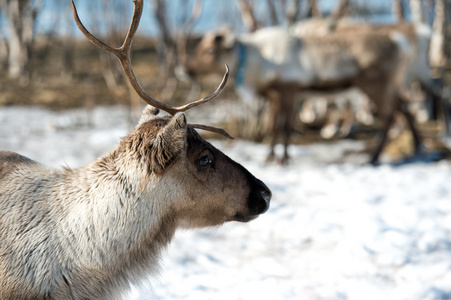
1;106;451;300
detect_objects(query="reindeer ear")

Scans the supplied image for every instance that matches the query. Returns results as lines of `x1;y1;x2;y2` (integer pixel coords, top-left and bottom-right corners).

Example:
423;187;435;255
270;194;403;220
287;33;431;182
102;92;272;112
149;113;187;174
217;27;235;49
138;106;160;125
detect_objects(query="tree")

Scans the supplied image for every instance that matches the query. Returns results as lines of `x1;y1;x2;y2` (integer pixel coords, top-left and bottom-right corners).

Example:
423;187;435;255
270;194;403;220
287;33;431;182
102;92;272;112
392;0;406;23
0;0;43;84
0;13;7;68
152;0;203;101
429;0;446;76
236;0;261;32
409;0;423;23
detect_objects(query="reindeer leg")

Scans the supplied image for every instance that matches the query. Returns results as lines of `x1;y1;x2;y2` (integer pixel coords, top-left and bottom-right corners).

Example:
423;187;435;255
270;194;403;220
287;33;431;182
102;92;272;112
279;87;297;165
339;100;354;137
431;90;451;137
321;103;340;139
398;97;423;156
420;81;451;137
266;91;280;163
370;111;395;165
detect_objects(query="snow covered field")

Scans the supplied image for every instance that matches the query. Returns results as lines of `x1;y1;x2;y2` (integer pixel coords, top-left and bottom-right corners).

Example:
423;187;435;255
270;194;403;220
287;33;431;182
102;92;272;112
1;106;451;300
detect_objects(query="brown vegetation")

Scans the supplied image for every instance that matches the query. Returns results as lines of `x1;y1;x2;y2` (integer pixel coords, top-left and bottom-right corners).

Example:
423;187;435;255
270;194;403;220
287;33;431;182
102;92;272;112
0;36;203;110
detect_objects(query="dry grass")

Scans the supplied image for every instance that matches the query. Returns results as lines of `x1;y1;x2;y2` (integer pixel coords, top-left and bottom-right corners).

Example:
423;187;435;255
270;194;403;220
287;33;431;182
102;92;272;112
0;36;196;110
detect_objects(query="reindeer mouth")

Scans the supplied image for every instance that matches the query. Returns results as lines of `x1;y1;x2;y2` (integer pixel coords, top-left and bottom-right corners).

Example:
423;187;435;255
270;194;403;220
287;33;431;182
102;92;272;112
233;213;259;223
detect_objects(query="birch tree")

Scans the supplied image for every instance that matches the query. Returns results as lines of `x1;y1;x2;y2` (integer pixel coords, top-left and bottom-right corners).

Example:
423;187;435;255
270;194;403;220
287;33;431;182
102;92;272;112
0;0;43;84
429;0;446;75
392;0;406;23
409;0;422;23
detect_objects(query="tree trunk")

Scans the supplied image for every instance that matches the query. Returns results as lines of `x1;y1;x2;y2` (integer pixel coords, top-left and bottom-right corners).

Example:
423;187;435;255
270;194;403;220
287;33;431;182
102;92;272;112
430;0;446;76
0;0;42;84
330;0;350;30
331;0;350;19
266;0;279;26
409;0;423;23
286;0;305;26
237;0;260;32
444;0;451;84
0;14;8;68
392;0;406;23
309;0;322;18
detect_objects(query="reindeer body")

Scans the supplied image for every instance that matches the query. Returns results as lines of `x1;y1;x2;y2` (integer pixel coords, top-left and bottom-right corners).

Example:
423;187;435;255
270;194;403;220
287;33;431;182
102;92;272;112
0;110;271;299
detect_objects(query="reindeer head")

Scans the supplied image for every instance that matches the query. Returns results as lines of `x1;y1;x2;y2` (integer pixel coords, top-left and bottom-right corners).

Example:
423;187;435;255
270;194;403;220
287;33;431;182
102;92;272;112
71;0;271;227
185;29;236;80
123;107;270;227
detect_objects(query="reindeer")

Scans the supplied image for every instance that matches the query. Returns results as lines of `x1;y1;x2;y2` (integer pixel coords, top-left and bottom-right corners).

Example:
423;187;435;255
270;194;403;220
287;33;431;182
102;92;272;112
185;25;421;164
0;1;271;299
292;20;451;156
292;19;450;134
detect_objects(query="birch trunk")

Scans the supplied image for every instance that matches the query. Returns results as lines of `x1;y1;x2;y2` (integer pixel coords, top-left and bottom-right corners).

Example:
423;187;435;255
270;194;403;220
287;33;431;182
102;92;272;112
430;0;446;73
0;0;42;84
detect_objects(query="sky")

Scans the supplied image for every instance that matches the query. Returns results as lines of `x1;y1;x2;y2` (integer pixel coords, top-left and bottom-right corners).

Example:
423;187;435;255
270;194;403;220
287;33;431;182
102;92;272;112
29;0;396;38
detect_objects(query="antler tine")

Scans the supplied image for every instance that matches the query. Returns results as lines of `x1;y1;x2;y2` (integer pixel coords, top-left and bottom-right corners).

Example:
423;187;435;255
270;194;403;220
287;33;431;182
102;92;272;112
187;124;234;140
177;65;230;112
71;0;177;115
70;0;230;117
70;0;119;56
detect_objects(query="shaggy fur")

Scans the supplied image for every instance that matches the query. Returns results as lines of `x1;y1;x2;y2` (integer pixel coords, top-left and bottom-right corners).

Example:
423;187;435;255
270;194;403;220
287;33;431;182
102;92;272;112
0;108;271;299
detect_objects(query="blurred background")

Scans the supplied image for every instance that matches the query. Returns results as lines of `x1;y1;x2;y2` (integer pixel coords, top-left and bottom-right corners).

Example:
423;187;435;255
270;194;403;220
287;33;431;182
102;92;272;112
0;0;450;160
2;1;451;299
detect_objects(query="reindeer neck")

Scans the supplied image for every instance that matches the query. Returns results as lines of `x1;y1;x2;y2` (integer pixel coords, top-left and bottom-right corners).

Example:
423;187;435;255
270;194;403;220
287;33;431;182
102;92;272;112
58;148;177;290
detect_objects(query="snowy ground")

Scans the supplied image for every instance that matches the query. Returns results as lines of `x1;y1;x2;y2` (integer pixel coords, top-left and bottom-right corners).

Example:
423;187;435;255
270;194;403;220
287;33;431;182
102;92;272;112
1;106;451;300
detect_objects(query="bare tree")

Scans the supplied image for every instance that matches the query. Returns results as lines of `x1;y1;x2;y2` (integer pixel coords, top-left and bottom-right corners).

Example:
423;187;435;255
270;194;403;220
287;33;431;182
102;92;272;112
430;0;446;76
97;0;131;93
0;0;43;84
0;13;7;68
329;0;350;30
152;0;203;103
237;0;261;32
266;0;279;26
392;0;406;23
153;0;176;92
306;0;322;18
284;0;307;26
409;0;423;23
331;0;350;18
60;4;76;82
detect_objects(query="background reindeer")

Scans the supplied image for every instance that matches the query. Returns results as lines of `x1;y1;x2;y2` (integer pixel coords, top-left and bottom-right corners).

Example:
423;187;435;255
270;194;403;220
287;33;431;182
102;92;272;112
184;24;426;164
0;1;271;299
292;19;451;137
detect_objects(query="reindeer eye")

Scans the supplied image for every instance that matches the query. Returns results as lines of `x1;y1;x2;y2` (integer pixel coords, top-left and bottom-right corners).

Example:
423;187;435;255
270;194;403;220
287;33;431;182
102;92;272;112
199;154;213;168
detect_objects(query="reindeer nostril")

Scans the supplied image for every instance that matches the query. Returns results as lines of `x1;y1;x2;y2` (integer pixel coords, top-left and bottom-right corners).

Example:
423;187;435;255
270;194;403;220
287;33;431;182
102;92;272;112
261;190;271;204
246;176;271;216
250;180;271;214
254;187;271;215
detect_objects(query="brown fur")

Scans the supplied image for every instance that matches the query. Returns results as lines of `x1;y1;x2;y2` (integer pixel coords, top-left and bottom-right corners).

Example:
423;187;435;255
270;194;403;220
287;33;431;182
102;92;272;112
0;108;271;299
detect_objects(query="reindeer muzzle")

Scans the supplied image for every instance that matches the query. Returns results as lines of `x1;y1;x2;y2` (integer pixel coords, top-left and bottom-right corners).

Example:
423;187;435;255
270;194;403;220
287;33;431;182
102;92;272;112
234;178;271;222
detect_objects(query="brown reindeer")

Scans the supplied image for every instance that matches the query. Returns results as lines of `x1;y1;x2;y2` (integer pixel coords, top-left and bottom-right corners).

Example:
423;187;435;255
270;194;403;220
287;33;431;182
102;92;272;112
293;20;451;154
0;1;271;299
293;19;450;130
184;24;439;164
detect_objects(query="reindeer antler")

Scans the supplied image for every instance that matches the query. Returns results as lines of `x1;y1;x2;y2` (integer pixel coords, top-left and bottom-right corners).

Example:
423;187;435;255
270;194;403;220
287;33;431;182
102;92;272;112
70;0;233;139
